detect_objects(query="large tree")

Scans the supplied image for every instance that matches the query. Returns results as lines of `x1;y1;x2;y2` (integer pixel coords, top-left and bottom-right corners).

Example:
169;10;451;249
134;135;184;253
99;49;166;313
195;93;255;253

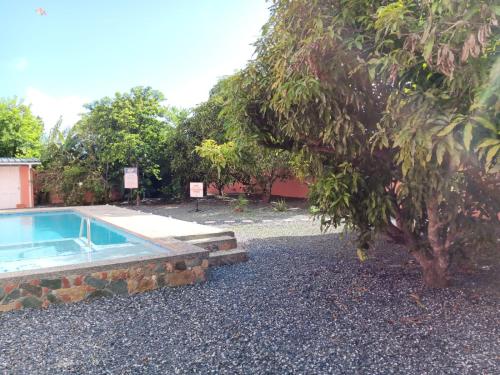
74;86;174;199
229;0;500;287
0;98;43;157
39;87;176;204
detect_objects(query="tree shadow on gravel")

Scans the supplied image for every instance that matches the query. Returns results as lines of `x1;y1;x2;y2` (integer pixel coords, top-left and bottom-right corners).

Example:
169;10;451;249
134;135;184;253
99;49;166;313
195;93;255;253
239;231;500;304
0;233;498;374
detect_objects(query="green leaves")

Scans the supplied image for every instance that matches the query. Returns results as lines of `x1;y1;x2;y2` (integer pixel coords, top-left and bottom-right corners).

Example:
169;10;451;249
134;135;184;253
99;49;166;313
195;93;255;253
0;98;43;158
39;86;175;203
422;34;435;64
375;1;411;38
485;144;500;166
436;122;457;137
472;116;496;132
478;139;500;149
222;0;500;284
195;139;238;180
463;123;473;151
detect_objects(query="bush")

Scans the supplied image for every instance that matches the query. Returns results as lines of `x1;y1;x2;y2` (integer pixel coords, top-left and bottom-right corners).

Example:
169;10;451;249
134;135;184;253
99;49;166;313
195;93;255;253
232;195;249;212
272;198;288;212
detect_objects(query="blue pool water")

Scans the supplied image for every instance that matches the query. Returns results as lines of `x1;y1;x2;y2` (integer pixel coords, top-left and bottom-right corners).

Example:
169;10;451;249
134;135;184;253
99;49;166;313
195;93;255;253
0;211;169;274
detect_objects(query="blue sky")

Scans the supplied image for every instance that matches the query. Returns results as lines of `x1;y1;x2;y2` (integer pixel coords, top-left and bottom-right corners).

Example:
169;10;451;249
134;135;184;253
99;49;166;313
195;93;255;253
0;0;269;129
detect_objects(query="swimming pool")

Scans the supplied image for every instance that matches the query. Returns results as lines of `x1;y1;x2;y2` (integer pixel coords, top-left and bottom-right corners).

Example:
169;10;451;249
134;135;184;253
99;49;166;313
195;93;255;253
0;210;170;274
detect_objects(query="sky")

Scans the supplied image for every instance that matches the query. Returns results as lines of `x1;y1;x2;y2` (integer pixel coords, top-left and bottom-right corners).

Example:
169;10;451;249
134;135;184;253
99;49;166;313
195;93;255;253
0;0;270;130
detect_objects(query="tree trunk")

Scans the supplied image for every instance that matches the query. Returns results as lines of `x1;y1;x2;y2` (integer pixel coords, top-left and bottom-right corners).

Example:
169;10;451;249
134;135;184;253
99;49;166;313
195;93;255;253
412;250;450;288
261;182;272;203
104;162;110;204
215;180;225;196
261;176;276;203
421;259;449;288
421;197;453;287
386;206;452;288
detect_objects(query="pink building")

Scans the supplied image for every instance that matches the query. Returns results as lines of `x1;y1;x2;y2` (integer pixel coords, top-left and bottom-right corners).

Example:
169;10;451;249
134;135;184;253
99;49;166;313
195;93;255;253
0;158;40;209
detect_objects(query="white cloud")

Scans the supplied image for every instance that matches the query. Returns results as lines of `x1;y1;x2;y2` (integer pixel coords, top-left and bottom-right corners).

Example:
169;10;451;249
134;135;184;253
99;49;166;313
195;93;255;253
25;87;88;130
13;57;29;72
166;74;217;109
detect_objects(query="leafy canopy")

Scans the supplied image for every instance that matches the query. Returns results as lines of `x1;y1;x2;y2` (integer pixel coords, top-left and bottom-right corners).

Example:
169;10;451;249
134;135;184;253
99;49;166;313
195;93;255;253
192;77;294;199
228;0;500;286
0;98;43;158
39;87;176;204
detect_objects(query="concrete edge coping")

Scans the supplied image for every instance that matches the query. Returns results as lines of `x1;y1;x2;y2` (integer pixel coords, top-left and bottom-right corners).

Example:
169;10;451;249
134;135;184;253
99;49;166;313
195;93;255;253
173;231;235;241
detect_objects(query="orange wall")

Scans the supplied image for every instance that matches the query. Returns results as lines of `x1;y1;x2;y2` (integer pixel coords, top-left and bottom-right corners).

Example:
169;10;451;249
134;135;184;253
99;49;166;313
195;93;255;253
271;178;309;198
17;165;35;208
48;187;123;205
209;182;248;195
208;177;309;199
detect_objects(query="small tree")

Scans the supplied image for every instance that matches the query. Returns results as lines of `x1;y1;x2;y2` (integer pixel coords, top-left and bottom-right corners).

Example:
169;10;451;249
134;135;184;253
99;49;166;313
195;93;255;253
195;139;239;195
195;135;293;201
240;143;292;202
168;94;228;198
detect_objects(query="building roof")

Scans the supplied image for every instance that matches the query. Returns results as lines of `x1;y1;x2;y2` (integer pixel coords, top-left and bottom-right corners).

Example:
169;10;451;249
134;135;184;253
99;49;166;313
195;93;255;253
0;158;41;166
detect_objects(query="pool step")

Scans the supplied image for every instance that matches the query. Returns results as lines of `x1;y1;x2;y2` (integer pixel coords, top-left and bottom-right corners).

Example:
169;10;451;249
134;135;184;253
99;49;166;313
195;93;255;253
182;232;249;266
208;248;249;267
186;235;237;252
174;231;235;241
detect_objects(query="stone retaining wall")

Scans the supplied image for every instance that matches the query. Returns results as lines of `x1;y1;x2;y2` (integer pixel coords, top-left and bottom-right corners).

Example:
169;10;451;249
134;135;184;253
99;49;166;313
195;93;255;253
0;257;208;313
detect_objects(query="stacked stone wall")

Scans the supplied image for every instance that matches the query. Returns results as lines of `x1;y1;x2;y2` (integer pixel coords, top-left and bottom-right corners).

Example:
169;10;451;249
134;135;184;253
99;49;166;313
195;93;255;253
0;257;208;313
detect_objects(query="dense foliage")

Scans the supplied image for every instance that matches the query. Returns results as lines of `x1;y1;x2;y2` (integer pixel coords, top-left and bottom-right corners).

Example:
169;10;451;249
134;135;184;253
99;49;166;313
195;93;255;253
36;83;291;205
38;120;107;205
38;87;176;204
195;80;293;200
0;98;43;157
168;97;228;197
228;0;500;286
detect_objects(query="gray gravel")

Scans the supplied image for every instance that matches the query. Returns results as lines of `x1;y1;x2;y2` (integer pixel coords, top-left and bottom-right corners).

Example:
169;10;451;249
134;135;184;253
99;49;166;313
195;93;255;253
0;211;499;374
131;198;311;225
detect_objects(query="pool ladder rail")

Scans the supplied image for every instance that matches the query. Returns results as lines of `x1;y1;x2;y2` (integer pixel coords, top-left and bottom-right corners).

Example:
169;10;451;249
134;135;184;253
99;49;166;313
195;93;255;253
79;216;93;252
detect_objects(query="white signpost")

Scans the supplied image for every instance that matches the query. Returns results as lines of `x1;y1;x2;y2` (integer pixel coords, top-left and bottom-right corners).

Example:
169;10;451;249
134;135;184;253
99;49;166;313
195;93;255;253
190;182;204;212
190;182;204;198
124;168;138;189
124;167;139;205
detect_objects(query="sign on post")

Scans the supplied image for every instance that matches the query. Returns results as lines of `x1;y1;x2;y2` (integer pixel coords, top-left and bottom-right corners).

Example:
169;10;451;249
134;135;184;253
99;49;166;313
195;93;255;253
124;168;138;189
190;182;204;198
190;182;203;212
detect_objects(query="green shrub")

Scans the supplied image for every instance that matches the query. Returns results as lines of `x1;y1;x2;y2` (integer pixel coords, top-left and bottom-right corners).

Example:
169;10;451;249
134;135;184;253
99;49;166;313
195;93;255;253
232;195;249;212
272;198;288;212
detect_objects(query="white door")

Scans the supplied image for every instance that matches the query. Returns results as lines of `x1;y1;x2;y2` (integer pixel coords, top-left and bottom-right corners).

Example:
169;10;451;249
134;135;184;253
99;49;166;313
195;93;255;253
0;167;21;209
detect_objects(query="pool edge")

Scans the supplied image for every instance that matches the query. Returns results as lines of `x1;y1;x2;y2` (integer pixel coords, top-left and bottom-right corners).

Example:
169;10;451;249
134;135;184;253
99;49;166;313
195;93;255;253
0;206;227;313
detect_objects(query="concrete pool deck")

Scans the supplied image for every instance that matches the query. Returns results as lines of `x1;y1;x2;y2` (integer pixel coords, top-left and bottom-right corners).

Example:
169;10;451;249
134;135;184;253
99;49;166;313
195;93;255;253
77;205;235;240
0;205;247;312
2;205;233;240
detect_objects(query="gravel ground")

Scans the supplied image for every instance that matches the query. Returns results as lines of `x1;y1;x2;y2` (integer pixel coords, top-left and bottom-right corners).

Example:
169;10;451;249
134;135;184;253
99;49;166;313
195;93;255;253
1;203;499;374
131;198;311;225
